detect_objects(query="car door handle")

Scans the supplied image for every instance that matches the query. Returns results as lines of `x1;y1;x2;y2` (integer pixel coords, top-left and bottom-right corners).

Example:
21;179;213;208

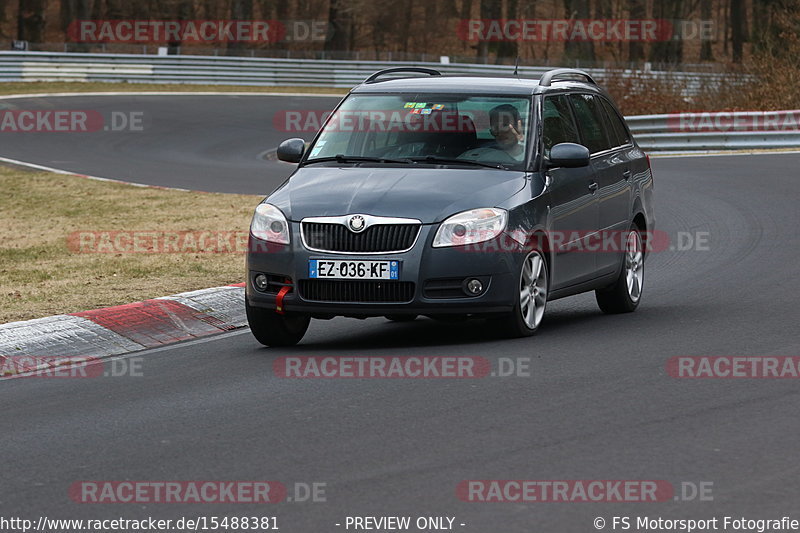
622;169;632;180
588;181;599;193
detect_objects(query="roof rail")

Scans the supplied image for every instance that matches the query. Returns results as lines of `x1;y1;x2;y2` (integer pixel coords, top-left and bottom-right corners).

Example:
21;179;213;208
364;67;442;83
539;68;596;87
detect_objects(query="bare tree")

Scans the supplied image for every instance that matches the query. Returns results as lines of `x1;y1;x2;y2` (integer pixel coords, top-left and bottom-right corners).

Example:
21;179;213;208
495;0;519;62
325;0;354;53
627;0;645;65
730;0;746;63
700;0;713;61
649;0;684;65
17;0;47;42
563;0;595;64
228;0;254;54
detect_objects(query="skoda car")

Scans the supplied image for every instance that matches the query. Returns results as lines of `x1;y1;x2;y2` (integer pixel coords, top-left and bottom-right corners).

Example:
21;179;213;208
246;67;654;346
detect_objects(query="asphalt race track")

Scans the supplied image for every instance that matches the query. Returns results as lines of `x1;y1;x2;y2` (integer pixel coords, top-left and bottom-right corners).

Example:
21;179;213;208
3;95;800;531
0;94;342;194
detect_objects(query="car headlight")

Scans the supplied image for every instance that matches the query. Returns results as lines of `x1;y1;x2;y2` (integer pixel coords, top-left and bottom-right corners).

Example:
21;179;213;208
250;203;290;245
432;208;508;248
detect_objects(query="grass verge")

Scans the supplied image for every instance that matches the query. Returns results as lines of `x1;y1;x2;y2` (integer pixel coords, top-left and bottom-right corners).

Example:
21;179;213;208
0;165;262;323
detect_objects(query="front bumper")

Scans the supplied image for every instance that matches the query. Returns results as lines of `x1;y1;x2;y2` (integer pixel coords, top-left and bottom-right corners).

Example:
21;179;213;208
246;223;522;317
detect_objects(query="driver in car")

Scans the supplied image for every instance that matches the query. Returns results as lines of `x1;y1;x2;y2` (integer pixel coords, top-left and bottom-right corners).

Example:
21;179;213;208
459;104;525;162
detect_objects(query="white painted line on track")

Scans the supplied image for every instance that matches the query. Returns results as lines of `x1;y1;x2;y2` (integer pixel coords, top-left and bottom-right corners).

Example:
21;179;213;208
0;155;194;191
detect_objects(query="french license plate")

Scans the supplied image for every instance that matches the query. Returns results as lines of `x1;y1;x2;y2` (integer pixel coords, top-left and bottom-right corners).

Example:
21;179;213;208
309;259;399;280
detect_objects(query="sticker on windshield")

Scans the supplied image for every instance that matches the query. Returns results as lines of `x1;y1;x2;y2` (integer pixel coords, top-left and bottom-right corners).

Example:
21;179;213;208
420;108;432;115
432;104;445;110
403;102;416;108
414;103;427;108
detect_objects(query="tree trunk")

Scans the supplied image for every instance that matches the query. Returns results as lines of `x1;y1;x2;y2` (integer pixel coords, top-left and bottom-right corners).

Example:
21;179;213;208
649;0;684;65
563;0;595;65
730;0;746;63
495;0;519;62
17;0;47;42
700;0;713;61
324;0;354;54
227;0;254;55
627;0;645;65
476;0;501;63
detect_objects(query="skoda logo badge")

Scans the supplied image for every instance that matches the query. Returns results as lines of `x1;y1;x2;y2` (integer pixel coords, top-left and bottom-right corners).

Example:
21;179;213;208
348;215;366;233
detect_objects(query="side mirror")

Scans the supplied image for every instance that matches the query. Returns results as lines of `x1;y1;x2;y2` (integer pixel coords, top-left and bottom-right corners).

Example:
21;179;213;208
547;142;590;168
276;138;306;163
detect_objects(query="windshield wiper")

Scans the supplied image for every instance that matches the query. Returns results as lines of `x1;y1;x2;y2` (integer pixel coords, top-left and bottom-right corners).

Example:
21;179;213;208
302;155;413;166
408;155;509;170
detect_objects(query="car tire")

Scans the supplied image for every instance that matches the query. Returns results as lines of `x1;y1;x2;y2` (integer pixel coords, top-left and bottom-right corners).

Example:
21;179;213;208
491;249;549;337
595;224;644;314
385;314;418;322
246;300;310;347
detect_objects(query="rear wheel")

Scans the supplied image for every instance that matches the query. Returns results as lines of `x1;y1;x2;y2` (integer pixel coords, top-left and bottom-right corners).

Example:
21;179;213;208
246;300;310;347
595;225;644;314
492;250;548;337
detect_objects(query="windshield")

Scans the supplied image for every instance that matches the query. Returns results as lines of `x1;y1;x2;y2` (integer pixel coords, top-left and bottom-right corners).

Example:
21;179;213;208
305;94;531;170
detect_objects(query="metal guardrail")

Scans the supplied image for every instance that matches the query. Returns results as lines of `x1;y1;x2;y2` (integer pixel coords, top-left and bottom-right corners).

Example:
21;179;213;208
626;112;800;151
0;51;726;94
0;51;794;151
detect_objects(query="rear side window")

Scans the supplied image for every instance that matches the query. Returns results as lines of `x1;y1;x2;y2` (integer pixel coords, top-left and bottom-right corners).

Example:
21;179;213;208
568;93;612;154
599;97;631;147
541;95;581;157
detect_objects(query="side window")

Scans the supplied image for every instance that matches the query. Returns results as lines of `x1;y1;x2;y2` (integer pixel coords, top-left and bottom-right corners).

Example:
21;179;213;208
599;97;631;147
541;95;581;157
568;93;612;154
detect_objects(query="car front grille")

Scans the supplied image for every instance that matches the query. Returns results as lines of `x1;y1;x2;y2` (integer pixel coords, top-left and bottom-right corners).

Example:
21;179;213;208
299;280;415;303
302;222;420;253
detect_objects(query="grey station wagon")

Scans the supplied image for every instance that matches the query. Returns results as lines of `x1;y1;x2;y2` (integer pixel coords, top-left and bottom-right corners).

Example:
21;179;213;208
246;67;655;346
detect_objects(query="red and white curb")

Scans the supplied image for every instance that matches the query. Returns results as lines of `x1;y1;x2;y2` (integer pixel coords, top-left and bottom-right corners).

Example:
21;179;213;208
0;283;247;372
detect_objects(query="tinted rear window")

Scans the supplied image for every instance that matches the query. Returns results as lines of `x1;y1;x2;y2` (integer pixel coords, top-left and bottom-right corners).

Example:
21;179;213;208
599;97;631;147
542;95;581;157
569;93;612;154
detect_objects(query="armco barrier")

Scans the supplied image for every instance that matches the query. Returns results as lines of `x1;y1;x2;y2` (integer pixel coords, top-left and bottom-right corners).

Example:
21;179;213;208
1;51;795;151
0;51;725;93
626;113;800;151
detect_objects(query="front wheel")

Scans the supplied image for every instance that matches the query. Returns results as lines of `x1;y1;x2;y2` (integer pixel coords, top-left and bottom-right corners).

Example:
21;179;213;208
491;249;548;337
595;225;644;314
246;300;310;347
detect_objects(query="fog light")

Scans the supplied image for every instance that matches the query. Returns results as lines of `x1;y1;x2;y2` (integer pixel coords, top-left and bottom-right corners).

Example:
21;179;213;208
465;278;483;295
254;273;269;291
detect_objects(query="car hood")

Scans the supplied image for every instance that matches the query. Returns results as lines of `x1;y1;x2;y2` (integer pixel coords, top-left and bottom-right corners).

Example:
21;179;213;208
268;166;528;223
